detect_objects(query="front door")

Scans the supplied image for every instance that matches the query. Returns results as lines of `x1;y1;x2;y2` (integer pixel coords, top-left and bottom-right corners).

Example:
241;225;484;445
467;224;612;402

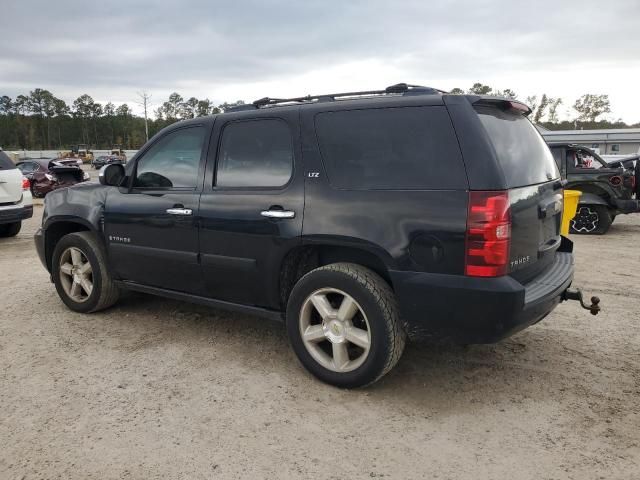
199;111;304;308
104;124;209;294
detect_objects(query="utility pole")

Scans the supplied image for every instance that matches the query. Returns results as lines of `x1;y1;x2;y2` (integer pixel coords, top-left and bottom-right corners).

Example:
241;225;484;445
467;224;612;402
137;91;151;142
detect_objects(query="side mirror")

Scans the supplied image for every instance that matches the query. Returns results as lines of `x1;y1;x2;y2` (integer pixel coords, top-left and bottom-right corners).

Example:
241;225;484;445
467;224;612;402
99;163;125;186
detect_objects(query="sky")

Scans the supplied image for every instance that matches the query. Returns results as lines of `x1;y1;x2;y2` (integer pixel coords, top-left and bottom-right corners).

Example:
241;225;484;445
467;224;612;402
2;0;639;123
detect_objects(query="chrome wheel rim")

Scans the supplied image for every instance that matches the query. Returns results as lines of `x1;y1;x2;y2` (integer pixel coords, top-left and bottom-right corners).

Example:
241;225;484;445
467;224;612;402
59;247;93;303
299;288;371;373
571;206;599;233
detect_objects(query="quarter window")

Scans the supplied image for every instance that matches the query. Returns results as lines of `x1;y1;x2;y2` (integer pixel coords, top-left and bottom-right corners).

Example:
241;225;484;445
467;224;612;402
314;106;467;190
134;127;205;189
216;119;293;188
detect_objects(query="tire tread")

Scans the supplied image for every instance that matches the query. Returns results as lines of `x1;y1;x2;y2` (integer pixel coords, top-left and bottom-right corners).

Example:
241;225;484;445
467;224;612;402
54;232;119;312
296;262;406;386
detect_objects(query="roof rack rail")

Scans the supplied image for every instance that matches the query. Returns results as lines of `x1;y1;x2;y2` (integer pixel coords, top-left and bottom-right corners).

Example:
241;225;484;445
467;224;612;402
226;83;446;111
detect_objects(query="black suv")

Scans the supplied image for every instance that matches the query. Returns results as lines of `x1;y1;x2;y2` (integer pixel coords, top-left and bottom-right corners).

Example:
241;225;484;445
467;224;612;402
547;143;640;234
34;84;598;387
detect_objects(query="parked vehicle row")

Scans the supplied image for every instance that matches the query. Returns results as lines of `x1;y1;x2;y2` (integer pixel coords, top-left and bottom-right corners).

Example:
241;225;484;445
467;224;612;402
34;84;599;387
0;150;33;237
16;158;90;198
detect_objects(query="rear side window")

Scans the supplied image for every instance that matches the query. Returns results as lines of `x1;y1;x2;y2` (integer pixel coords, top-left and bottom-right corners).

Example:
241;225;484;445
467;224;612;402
475;106;559;187
17;162;38;173
216;119;293;188
0;151;16;170
314;106;467;190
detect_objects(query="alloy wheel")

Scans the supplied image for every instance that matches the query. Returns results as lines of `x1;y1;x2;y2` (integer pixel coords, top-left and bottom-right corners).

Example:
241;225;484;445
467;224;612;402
299;288;371;373
59;247;93;302
571;206;599;233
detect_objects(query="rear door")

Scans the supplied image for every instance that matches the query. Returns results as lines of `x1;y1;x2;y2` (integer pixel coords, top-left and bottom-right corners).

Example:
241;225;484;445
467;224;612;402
474;104;562;282
0;152;22;204
199;110;304;308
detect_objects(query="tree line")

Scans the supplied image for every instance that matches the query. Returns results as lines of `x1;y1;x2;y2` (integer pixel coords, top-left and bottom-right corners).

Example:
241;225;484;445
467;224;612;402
450;83;636;130
0;89;244;151
1;85;637;151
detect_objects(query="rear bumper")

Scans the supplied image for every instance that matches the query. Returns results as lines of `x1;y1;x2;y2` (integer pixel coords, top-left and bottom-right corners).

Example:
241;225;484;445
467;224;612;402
390;251;574;344
613;198;640;214
0;205;33;224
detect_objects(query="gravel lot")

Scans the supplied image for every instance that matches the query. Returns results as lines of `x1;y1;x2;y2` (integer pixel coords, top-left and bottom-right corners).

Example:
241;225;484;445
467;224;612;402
1;191;639;479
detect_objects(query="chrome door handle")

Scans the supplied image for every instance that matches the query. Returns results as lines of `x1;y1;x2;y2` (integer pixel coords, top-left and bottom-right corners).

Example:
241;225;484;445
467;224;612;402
261;210;295;219
166;208;193;216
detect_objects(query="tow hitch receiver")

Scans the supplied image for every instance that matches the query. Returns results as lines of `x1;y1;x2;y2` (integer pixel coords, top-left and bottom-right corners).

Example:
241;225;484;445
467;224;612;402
563;288;601;315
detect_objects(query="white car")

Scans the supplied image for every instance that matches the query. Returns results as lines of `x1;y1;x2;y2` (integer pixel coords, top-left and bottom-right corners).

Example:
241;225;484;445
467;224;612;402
0;150;33;237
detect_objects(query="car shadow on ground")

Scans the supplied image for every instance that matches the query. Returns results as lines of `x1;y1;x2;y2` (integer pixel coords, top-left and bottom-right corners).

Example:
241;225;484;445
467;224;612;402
86;291;593;414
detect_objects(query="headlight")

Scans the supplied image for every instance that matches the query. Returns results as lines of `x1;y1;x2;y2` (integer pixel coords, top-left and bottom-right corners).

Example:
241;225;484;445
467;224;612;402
83;172;90;180
45;173;56;182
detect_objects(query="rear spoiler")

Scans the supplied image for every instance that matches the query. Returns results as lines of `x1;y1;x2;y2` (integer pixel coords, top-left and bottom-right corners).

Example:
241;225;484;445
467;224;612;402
470;96;532;116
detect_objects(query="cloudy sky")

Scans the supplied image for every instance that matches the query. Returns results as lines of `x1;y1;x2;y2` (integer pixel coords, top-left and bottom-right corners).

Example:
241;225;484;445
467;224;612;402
2;0;639;122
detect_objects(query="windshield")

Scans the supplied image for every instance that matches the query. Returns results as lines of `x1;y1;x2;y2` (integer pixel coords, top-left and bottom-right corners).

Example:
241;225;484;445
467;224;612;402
476;106;559;187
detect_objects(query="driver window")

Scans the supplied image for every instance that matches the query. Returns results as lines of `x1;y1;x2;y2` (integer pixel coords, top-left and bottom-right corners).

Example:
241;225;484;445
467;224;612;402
134;127;205;189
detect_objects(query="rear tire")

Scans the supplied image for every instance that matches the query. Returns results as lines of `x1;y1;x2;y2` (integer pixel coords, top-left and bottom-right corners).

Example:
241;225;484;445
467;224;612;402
286;263;406;388
30;182;44;198
52;232;120;313
0;222;21;237
570;204;612;234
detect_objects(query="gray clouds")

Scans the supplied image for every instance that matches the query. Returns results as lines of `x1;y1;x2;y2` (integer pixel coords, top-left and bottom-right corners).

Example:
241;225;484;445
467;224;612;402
2;0;639;121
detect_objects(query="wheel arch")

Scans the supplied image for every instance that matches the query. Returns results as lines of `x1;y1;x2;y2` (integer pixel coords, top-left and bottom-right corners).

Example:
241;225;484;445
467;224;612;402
576;191;611;207
43;217;100;271
277;240;395;310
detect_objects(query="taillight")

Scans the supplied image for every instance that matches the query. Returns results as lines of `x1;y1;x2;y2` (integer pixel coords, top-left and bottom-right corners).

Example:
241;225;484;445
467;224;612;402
22;177;30;191
465;191;511;277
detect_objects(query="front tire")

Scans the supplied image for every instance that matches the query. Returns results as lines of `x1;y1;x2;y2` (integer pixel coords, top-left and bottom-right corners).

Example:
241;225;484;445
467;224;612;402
0;222;21;237
52;232;120;313
286;263;406;388
570;205;612;234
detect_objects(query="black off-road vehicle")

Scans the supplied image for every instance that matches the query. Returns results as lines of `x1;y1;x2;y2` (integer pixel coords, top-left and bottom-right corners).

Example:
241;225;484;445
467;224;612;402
548;143;640;234
35;84;599;387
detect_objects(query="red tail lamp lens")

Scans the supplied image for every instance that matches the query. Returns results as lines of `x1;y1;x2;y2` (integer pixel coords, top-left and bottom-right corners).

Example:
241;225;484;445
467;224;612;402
465;191;511;277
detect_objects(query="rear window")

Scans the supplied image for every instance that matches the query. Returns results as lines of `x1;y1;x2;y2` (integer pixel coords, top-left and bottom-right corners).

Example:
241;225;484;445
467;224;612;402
0;151;16;170
314;106;467;190
475;106;559;187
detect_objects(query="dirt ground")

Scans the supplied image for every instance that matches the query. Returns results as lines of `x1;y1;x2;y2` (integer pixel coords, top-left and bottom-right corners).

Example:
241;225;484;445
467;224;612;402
1;197;638;480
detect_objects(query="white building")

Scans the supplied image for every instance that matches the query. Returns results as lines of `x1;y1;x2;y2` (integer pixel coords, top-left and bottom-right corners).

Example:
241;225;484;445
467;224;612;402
539;127;640;156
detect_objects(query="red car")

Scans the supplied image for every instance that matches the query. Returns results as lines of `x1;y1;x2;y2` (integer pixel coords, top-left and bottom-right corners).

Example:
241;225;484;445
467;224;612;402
16;158;90;198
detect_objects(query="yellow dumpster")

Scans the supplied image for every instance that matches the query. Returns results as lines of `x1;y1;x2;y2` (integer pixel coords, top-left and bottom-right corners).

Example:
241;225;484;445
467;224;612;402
561;190;582;236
